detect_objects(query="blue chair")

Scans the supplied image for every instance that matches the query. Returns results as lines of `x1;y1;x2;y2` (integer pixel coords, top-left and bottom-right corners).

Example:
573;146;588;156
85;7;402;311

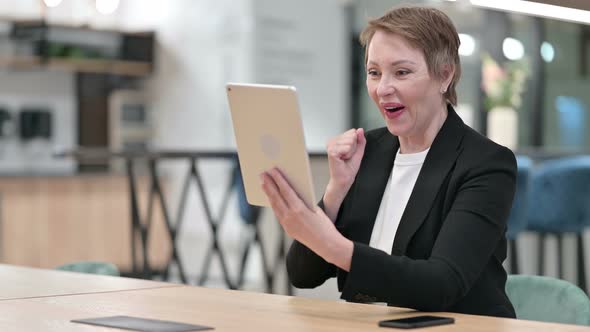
506;155;533;274
506;275;590;325
526;156;590;292
56;261;120;277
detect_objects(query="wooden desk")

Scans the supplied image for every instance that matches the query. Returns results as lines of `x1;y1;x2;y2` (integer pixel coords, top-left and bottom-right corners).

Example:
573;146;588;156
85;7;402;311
0;285;586;331
0;264;178;301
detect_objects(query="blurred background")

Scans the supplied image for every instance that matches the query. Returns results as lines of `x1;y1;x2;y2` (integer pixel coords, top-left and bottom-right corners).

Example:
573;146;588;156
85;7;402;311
0;0;589;300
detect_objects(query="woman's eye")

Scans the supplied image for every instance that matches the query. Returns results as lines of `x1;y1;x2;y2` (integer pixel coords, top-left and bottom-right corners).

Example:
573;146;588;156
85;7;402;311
367;70;380;77
396;70;410;76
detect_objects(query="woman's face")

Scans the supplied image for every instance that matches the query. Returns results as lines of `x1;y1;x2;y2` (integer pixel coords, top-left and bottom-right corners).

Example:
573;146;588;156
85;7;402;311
366;30;448;139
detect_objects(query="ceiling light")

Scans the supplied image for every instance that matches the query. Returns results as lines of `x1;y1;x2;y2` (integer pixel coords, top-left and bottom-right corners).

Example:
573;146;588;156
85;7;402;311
43;0;63;7
458;33;476;56
470;0;590;25
540;41;555;63
503;37;525;60
96;0;120;15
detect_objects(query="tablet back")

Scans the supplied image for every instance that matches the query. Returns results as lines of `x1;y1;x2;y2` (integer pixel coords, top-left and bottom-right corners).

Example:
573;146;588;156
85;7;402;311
226;83;316;209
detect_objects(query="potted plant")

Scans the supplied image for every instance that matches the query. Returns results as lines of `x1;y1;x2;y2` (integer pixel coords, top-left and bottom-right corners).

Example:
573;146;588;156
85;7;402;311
481;53;529;149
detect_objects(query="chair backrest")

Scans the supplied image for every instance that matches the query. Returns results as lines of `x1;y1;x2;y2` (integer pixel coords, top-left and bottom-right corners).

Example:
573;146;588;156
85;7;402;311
526;156;590;233
506;274;590;325
56;261;120;277
506;155;533;238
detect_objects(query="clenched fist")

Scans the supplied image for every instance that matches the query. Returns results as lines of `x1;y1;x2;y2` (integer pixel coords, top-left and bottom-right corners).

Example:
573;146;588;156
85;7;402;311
326;128;366;193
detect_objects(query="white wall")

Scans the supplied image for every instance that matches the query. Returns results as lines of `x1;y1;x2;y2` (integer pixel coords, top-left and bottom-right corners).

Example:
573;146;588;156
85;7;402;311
251;0;349;150
121;0;349;151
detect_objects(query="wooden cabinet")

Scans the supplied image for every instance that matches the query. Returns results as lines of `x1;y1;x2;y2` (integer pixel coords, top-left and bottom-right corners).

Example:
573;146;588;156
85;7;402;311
0;175;170;272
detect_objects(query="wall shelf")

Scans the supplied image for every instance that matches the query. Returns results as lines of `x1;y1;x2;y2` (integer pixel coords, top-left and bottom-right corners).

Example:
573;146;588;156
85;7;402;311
0;56;152;76
1;20;155;77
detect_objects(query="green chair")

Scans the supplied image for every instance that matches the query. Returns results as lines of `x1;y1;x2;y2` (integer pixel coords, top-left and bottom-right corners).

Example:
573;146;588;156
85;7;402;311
506;275;590;325
55;261;120;277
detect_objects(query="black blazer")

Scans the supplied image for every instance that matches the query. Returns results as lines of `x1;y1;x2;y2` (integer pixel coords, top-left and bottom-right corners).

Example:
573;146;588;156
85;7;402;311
286;106;517;318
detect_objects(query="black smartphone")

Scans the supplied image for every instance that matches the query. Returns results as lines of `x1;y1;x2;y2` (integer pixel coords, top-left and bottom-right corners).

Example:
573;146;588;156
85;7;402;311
378;315;454;329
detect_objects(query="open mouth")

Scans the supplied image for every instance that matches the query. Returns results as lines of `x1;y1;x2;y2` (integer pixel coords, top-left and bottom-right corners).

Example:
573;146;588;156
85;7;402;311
382;103;406;119
384;106;405;113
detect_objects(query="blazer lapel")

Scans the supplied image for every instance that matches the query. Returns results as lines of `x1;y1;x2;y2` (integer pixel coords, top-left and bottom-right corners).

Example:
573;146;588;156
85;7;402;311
346;129;399;245
391;106;466;255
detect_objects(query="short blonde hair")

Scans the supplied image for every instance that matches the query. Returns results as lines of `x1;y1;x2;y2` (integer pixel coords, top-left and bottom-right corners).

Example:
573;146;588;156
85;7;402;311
360;6;461;105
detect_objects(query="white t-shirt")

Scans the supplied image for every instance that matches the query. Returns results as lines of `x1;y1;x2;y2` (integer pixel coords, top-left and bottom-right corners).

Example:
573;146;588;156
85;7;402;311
369;148;429;255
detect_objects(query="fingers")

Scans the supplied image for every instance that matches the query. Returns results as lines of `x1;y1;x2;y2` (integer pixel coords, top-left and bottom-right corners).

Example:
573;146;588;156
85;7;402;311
267;168;306;211
328;144;356;159
260;172;289;217
327;128;365;160
350;127;367;165
356;128;366;147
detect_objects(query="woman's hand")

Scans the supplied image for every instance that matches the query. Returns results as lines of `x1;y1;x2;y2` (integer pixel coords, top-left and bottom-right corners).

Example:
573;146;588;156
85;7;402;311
322;128;366;222
326;128;367;191
261;168;353;271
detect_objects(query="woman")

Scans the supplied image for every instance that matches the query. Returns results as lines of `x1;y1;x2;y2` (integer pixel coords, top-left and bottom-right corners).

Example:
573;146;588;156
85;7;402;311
260;6;516;318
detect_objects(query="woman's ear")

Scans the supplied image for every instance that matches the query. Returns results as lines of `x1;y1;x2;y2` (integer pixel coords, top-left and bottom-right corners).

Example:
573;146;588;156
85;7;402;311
440;63;455;92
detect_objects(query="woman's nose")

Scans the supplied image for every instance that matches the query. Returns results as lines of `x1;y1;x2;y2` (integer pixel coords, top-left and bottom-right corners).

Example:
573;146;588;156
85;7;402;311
376;77;395;97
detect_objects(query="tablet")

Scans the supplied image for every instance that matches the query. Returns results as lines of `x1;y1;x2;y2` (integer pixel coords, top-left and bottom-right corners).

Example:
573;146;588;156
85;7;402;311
71;315;213;331
226;83;316;209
